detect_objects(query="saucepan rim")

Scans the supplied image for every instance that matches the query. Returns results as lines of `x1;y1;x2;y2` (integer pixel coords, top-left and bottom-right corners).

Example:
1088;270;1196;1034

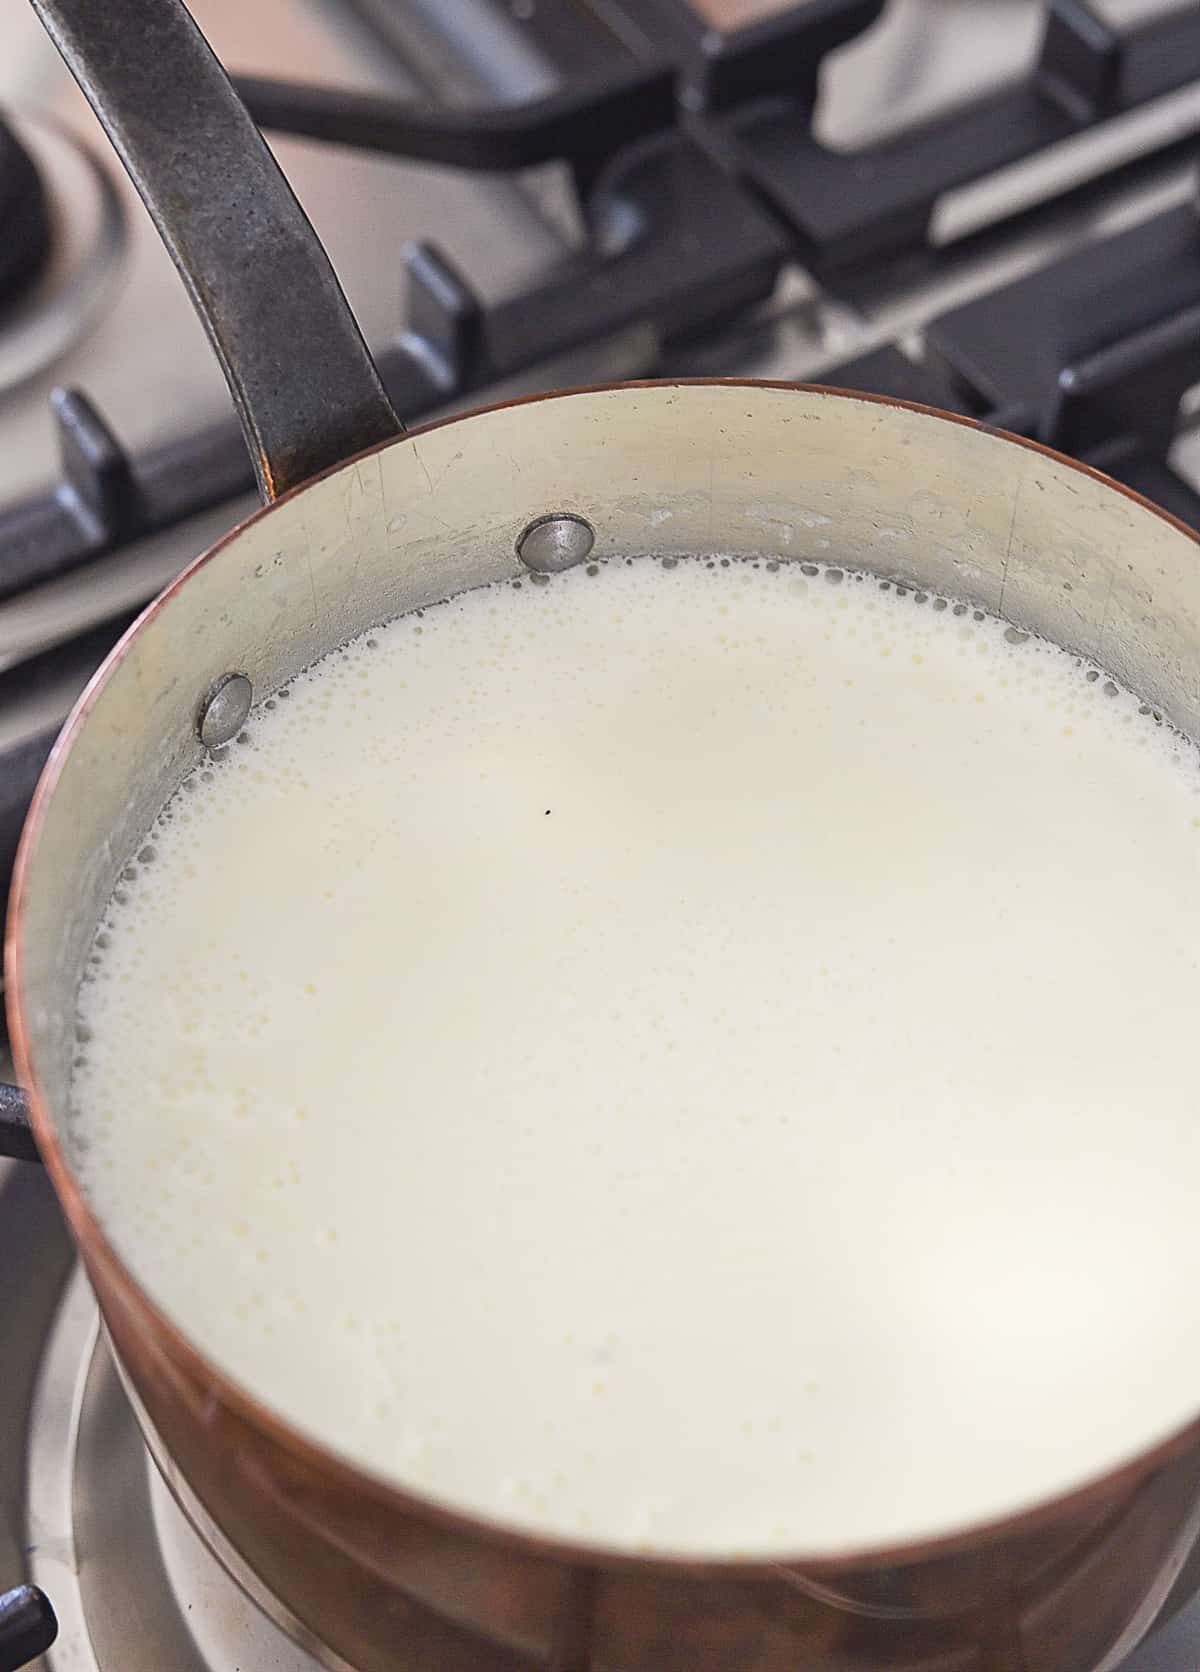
8;375;1200;1580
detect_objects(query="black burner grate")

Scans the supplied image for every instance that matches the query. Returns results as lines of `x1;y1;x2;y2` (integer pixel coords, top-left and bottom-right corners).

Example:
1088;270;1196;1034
0;118;51;312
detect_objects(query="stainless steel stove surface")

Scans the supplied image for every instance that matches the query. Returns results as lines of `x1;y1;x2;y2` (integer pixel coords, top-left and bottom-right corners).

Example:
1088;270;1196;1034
6;1;1200;1666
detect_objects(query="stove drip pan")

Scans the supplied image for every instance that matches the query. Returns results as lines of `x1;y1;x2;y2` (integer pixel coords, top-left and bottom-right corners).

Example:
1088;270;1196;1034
25;1266;334;1671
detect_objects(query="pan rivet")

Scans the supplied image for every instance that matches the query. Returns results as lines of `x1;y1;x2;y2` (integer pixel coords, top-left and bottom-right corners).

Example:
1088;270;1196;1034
197;673;253;749
517;513;595;574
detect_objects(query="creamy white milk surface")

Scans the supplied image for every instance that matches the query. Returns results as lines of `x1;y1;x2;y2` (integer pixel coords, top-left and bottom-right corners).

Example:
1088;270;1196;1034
70;556;1200;1555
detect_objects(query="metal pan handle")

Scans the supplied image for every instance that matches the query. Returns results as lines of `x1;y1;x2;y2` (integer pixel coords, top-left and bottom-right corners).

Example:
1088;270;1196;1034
29;0;403;502
4;0;409;1159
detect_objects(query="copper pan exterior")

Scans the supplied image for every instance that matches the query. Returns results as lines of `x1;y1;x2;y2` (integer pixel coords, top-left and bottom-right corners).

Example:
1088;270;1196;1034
10;380;1200;1671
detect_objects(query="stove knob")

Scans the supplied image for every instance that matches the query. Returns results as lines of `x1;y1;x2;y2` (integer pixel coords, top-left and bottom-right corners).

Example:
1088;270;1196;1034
0;1587;57;1672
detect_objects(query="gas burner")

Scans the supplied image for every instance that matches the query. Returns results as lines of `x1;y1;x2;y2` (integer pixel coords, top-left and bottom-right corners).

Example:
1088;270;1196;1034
24;1267;338;1671
0;111;124;397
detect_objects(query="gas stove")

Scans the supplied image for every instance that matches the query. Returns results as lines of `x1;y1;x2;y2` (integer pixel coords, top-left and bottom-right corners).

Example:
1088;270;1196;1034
6;1;1200;1667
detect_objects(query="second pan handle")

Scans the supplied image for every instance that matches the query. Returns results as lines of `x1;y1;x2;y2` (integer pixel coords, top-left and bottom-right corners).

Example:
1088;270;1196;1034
30;0;403;502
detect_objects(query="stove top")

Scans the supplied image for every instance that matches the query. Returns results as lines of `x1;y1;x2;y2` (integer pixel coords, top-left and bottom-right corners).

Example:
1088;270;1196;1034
5;1;1200;1666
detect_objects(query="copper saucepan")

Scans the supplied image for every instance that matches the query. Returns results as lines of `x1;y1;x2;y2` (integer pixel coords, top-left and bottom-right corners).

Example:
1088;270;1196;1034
6;2;1200;1669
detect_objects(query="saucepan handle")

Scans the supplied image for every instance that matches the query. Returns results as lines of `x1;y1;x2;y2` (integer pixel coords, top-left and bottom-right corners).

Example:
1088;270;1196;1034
5;0;409;1157
28;0;403;502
